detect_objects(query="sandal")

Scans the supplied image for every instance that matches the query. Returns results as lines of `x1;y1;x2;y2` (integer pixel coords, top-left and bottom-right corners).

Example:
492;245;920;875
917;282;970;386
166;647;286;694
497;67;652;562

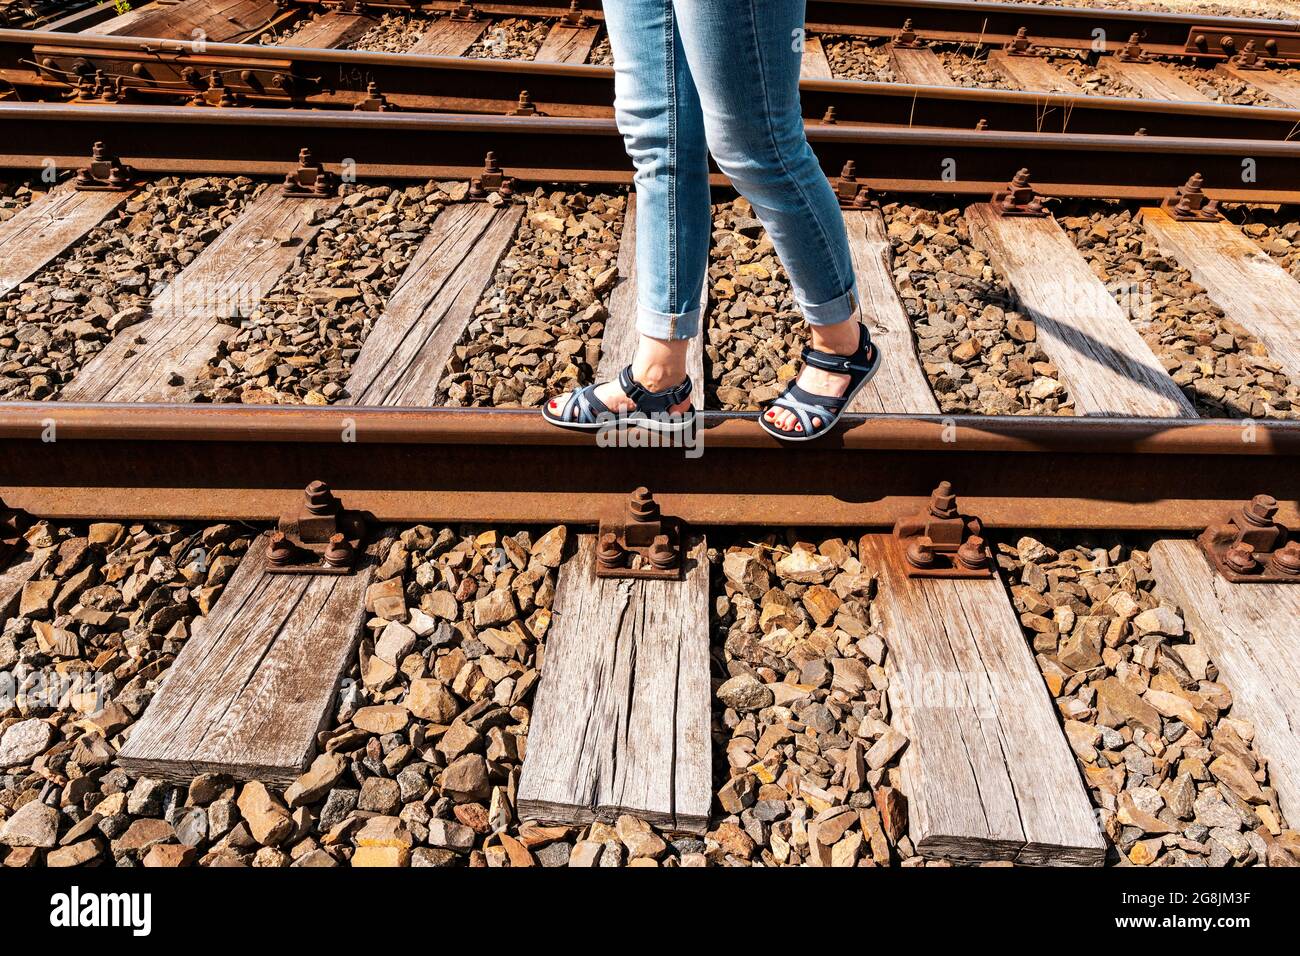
760;324;880;442
542;365;696;434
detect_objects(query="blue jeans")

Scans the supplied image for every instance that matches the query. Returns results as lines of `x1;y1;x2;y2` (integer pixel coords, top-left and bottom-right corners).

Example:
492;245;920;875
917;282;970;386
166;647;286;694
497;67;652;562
603;0;860;342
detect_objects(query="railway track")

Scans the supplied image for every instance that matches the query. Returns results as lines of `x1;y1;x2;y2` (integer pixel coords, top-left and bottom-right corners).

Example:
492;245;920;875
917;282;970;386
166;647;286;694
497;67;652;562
0;0;1299;871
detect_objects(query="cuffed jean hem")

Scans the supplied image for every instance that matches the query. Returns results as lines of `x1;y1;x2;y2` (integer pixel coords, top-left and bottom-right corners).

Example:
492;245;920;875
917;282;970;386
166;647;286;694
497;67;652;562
636;302;703;341
798;282;861;327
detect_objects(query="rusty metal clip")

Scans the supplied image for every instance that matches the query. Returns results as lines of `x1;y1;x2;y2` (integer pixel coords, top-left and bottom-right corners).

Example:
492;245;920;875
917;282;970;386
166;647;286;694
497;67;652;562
282;147;339;198
508;90;542;116
990;168;1047;218
73;142;138;192
892;482;993;579
450;2;481;21
266;481;368;575
892;18;922;49
1198;494;1300;583
1161;172;1222;222
595;487;682;581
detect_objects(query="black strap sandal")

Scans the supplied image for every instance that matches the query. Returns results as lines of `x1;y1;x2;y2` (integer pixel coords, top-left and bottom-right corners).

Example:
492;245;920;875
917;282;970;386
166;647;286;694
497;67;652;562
543;365;696;433
760;324;880;442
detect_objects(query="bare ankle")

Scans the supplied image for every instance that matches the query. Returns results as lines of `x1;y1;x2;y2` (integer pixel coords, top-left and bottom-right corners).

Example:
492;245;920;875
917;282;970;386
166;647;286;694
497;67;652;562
631;361;685;392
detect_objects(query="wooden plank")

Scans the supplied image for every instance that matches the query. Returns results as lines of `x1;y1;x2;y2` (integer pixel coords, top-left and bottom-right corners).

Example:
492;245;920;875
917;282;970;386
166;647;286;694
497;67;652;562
117;532;392;785
987;51;1083;93
1139;207;1300;386
62;188;337;404
860;534;1105;865
534;22;599;64
965;203;1196;417
407;15;490;56
0;548;51;622
1149;540;1300;826
344;202;523;407
281;12;374;50
596;201;706;397
88;0;281;41
1108;59;1213;102
889;46;957;86
517;535;711;834
0;184;132;300
844;208;941;414
116;202;516;783
802;36;834;80
1219;63;1300;109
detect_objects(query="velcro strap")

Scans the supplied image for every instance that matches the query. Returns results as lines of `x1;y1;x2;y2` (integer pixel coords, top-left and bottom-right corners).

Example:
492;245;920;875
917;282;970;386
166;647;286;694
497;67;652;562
618;366;692;414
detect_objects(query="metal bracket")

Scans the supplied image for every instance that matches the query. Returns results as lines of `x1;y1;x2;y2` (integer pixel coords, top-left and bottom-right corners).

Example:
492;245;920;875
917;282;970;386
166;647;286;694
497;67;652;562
282;147;339;198
892;482;993;579
1161;172;1222;222
508;90;543;116
73;142;137;192
892;18;922;49
990;168;1048;217
595;487;682;581
266;481;367;575
450;2;481;21
1186;26;1299;61
1198;494;1300;583
831;161;874;210
0;497;28;567
467;151;515;201
1005;27;1043;56
190;72;242;108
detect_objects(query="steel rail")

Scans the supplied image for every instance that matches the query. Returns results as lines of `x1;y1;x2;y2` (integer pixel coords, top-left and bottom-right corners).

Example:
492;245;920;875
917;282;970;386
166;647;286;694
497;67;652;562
6;29;1300;142
3;101;1300;202
0;404;1296;530
285;0;1300;60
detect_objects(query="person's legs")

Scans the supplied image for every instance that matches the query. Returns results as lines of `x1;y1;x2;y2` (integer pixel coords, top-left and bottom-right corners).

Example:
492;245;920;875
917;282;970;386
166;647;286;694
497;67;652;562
673;0;869;433
546;0;709;421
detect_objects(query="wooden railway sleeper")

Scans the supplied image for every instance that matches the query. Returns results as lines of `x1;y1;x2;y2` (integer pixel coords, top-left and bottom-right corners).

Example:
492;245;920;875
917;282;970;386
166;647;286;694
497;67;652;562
891;481;993;579
1198;494;1300;583
595;487;682;581
266;481;368;575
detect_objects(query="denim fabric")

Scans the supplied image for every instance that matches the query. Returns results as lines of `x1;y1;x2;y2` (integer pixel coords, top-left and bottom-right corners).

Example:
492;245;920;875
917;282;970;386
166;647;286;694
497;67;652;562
603;0;860;341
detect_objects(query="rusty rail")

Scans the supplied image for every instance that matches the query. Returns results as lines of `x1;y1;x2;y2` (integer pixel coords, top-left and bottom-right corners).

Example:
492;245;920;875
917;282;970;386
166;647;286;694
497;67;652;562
5;29;1300;142
0;404;1297;530
4;101;1300;202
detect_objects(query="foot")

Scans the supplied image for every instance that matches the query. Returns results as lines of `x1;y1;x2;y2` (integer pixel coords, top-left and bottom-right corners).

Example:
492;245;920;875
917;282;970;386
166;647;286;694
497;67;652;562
547;365;692;421
765;321;868;434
